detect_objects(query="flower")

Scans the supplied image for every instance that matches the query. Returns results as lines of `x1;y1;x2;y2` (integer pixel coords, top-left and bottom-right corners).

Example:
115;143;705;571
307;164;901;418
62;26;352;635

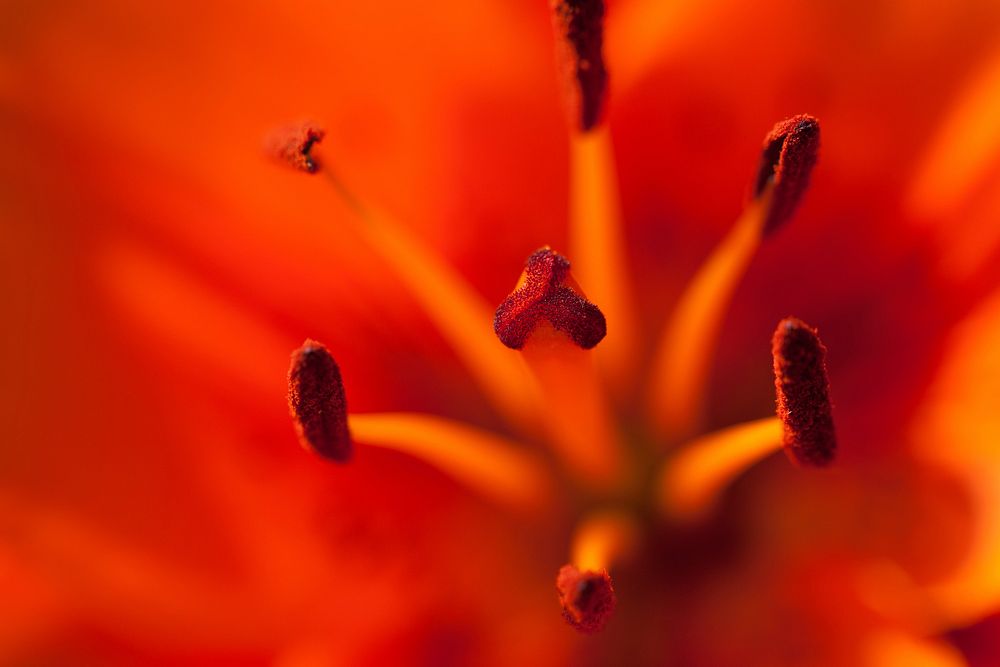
3;0;1000;665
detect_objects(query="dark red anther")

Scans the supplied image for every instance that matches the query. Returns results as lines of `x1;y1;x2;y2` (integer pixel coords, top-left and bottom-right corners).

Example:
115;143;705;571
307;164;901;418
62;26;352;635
288;339;352;462
772;317;836;467
551;0;608;132
266;121;326;174
752;114;820;235
556;564;616;634
494;248;606;350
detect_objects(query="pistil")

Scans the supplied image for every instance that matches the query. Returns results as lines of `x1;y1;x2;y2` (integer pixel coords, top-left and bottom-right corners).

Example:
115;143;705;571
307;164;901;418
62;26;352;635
495;248;625;489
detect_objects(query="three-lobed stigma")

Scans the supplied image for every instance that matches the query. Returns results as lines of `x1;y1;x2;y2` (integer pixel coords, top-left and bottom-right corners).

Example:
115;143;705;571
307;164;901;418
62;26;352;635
288;339;353;462
772;317;837;466
493;248;608;350
494;247;607;350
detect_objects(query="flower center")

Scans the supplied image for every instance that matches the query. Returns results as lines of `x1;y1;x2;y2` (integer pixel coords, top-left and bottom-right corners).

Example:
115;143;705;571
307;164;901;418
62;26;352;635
273;0;836;636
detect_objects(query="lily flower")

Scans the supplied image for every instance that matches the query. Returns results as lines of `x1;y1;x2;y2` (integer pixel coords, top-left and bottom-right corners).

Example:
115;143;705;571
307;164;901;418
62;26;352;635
3;0;1000;665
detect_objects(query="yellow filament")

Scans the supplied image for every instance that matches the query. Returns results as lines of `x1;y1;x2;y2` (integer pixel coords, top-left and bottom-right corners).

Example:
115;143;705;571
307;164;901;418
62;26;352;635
569;127;638;392
521;323;625;490
348;412;552;509
657;417;782;521
610;0;725;93
863;630;968;667
647;194;769;442
570;510;640;572
936;173;1000;282
907;43;1000;219
324;171;540;435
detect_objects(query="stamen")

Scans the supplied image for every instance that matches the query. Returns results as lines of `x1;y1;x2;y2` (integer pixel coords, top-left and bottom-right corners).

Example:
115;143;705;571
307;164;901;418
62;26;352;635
551;0;608;132
284;139;540;434
657;417;783;521
647;115;820;442
555;564;616;634
287;339;352;463
266;121;326;174
569;127;639;392
494;247;606;350
348;413;553;509
495;248;623;488
646;193;769;441
752;114;821;236
772;317;837;466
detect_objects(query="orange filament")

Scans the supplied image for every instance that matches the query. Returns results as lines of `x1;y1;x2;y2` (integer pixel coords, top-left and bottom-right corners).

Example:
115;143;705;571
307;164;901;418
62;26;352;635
609;0;715;94
862;630;968;667
657;417;783;521
907;43;1000;220
521;324;625;489
348;412;552;509
647;115;820;442
320;170;540;435
570;509;640;572
647;192;770;441
569;126;638;392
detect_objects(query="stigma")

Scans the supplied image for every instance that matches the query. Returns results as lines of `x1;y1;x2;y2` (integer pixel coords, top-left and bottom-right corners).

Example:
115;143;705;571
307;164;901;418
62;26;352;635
493;247;607;350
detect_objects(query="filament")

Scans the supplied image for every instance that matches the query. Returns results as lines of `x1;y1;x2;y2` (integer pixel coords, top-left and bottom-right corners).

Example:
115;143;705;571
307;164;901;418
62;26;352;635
647;191;770;442
657;416;783;521
569;126;639;393
570;509;640;572
348;412;552;509
907;43;1000;220
323;171;540;435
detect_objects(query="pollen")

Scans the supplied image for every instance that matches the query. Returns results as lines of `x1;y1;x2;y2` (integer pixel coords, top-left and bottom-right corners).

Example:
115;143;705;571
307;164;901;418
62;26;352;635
288;339;353;462
752;114;820;235
551;0;608;132
494;247;607;350
556;564;616;634
266;121;326;174
772;317;836;466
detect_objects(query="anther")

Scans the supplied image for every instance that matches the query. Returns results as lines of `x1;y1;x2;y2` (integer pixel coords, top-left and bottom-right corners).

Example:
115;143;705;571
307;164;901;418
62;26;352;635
288;339;352;462
556;564;616;634
266;121;326;174
551;0;608;132
772;317;836;466
752;114;820;235
494;248;606;350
